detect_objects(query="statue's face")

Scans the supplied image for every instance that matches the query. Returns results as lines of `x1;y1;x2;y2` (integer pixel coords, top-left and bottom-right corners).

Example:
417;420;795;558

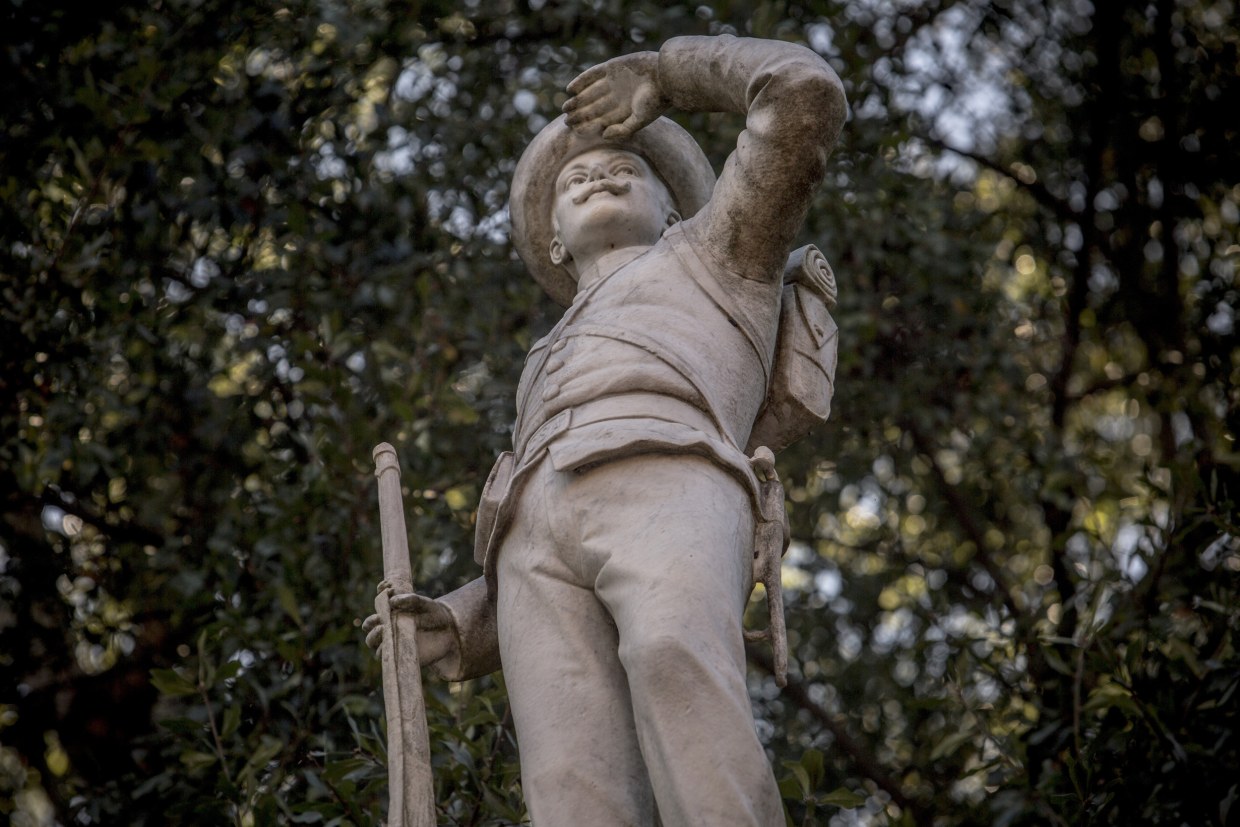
551;148;675;263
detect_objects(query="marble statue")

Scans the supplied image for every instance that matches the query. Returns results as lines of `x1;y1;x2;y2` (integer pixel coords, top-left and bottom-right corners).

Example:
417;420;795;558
364;34;846;826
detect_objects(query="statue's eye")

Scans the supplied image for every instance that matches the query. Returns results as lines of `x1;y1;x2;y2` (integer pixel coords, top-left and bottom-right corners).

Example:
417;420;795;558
613;165;637;177
564;173;587;189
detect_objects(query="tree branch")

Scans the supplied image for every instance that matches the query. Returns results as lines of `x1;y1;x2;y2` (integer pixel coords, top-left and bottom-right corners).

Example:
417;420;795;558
923;134;1078;225
905;419;1023;622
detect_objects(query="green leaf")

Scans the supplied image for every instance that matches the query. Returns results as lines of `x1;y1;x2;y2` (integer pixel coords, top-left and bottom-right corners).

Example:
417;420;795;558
215;659;242;683
819;787;868;809
221;703;242;739
930;730;974;761
781;759;811;798
243;735;284;774
151;668;197;697
800;747;825;788
777;774;803;801
278;583;308;632
180;750;218;773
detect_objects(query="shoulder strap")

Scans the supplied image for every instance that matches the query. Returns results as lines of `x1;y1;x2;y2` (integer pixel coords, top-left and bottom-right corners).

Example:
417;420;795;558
665;226;777;388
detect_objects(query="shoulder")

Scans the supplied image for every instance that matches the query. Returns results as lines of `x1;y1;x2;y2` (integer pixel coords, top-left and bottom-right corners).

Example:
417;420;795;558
672;219;784;292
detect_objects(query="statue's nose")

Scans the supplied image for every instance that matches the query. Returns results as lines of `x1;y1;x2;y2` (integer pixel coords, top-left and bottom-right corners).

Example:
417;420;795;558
586;164;607;181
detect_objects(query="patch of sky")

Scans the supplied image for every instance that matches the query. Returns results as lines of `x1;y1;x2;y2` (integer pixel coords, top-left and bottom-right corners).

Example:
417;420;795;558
375;126;420;177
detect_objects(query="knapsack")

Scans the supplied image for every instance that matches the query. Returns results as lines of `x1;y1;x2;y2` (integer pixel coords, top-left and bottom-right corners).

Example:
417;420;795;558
745;244;840;455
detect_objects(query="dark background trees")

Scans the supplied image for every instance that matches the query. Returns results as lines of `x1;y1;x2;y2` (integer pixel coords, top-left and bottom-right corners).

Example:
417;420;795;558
2;1;1236;824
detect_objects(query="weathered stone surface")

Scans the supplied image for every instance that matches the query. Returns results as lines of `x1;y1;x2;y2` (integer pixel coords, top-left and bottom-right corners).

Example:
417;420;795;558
367;34;847;826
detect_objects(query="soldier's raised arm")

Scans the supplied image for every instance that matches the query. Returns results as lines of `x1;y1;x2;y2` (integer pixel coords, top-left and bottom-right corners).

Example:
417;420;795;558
661;36;845;281
564;35;846;282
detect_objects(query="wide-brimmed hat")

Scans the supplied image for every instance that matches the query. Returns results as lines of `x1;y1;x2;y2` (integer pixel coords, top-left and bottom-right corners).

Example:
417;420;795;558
509;114;716;307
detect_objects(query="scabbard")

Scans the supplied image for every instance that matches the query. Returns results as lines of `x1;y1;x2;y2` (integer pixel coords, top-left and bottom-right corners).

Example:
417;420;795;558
749;447;790;687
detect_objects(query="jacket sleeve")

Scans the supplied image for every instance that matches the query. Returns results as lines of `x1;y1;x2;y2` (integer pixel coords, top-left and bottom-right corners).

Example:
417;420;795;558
657;35;847;283
431;576;501;681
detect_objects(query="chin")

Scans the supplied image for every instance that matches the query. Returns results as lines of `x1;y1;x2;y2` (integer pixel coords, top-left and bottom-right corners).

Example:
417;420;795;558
578;202;658;240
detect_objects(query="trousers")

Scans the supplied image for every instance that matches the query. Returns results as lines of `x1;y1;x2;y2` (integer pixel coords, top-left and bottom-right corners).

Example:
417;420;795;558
495;452;784;826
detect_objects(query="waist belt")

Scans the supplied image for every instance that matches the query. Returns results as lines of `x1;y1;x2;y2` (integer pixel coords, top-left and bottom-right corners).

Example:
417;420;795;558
514;393;717;465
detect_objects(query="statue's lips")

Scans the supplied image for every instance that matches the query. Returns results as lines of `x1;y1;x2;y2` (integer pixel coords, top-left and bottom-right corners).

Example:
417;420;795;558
572;180;632;205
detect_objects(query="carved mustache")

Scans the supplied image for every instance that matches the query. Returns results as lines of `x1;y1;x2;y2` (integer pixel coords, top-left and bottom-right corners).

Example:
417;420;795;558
572;179;632;204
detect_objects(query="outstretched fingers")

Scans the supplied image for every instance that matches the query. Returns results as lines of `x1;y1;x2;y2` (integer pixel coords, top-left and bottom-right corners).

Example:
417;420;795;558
566;100;627;132
564;79;629;131
565;63;608;96
562;79;609;112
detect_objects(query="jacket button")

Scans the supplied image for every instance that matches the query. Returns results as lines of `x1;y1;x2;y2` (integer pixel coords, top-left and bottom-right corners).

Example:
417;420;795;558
551;339;567;353
546;358;564;374
542;383;561;400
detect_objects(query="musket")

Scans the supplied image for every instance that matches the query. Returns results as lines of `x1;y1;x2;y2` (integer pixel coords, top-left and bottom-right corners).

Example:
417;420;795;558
372;443;436;827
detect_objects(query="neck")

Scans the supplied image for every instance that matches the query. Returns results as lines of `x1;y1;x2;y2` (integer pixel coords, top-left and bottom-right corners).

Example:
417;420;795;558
573;245;651;292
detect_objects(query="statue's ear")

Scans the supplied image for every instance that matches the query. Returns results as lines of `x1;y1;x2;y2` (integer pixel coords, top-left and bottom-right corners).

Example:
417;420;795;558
549;235;570;266
665;209;682;229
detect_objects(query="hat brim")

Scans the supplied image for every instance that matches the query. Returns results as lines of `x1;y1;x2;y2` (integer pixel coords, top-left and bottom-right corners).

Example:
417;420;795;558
510;115;716;307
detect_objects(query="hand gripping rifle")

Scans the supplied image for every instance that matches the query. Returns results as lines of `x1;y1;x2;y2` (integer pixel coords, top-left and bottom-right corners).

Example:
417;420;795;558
372;443;436;827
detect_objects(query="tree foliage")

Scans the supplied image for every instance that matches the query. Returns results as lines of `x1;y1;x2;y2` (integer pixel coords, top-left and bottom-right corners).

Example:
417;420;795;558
2;1;1236;825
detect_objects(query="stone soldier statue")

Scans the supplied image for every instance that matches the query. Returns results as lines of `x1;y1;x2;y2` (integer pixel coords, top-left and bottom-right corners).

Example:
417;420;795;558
365;33;846;826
